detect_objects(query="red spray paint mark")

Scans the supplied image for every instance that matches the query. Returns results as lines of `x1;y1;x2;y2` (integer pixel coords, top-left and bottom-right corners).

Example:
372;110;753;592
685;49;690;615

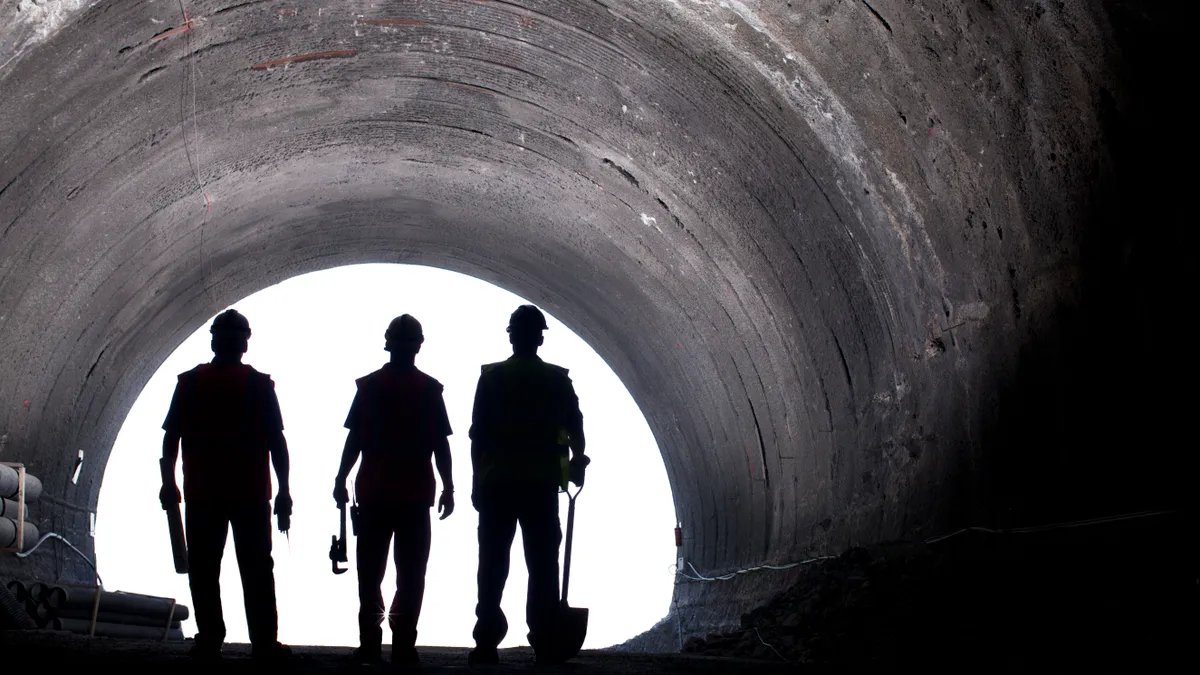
204;193;213;212
23;400;29;409
278;8;298;17
361;19;425;26
150;19;195;43
252;49;358;70
928;128;934;134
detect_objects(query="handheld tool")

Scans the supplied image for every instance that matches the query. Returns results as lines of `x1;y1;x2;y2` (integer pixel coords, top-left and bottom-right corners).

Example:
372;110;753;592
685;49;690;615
330;502;348;575
159;458;188;574
553;485;589;661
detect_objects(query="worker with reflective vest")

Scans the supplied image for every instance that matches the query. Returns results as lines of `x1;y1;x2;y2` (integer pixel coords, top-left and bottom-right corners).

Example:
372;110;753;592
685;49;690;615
159;309;292;663
467;304;590;666
334;314;455;668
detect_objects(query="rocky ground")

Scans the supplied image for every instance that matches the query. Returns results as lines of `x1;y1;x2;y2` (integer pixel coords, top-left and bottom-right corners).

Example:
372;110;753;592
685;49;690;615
683;510;1197;671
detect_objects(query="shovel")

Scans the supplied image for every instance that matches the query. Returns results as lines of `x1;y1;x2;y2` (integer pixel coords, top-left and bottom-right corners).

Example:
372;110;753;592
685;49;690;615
553;485;588;661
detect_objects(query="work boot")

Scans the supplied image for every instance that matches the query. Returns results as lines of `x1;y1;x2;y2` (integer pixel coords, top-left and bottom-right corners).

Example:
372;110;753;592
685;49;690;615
391;645;420;670
350;645;383;665
251;641;292;662
467;646;499;666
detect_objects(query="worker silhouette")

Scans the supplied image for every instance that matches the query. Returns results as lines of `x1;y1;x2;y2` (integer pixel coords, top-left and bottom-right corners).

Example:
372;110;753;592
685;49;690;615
158;309;292;663
334;314;455;668
468;305;590;666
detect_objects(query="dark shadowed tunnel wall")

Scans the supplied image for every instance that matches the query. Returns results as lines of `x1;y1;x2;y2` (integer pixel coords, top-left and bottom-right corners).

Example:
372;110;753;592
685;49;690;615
1;0;1192;642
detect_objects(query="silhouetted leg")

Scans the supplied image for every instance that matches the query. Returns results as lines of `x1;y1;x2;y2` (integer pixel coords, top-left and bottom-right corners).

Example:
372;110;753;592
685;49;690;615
521;487;562;654
230;500;277;647
473;494;518;649
390;504;431;651
356;506;393;652
185;501;229;649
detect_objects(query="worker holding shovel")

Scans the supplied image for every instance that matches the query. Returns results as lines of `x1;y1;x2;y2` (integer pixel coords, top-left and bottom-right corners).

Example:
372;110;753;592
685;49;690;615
333;314;455;669
467;305;591;666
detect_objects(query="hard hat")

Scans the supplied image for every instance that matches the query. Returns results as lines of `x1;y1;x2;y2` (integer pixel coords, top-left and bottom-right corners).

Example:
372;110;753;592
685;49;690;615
385;314;424;345
210;309;251;337
507;305;548;333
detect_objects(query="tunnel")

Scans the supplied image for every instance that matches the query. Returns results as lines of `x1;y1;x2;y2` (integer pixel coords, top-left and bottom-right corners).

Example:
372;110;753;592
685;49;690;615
0;0;1194;656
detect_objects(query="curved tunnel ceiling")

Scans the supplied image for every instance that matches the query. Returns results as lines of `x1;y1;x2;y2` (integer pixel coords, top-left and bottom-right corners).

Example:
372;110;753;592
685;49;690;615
0;0;1152;631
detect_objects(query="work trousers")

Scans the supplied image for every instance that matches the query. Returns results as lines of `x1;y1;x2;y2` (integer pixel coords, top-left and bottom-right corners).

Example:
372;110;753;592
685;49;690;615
356;502;432;651
184;499;278;648
472;483;562;653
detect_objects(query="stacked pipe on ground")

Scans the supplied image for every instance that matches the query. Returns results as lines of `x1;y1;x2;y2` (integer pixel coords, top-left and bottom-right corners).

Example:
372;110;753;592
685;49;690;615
4;580;187;640
0;463;41;551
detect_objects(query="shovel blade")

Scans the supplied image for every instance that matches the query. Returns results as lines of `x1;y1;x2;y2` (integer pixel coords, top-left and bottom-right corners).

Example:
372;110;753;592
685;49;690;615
551;606;589;662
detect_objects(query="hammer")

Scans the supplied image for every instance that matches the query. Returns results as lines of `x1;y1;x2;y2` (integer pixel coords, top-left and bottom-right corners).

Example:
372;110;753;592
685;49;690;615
330;502;348;575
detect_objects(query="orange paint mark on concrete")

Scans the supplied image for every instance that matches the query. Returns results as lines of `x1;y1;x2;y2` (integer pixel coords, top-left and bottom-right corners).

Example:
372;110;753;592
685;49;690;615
361;19;425;26
251;49;358;70
150;19;197;43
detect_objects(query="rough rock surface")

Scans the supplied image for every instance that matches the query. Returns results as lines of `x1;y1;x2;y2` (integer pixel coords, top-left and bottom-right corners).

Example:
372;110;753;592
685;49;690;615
683;511;1197;670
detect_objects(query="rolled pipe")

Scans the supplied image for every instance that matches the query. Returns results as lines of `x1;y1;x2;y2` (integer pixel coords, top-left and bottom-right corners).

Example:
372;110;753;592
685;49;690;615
58;617;185;641
0;578;37;630
5;580;27;603
58;588;189;621
28;582;46;603
44;586;67;609
52;607;182;629
0;497;19;518
0;517;39;550
0;464;42;502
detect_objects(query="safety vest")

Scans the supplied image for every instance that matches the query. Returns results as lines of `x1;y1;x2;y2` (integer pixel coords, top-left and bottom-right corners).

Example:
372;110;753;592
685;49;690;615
472;357;575;490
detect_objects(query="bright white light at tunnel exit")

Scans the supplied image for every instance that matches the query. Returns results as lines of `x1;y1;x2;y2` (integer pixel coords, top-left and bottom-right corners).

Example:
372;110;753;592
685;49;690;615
96;264;677;650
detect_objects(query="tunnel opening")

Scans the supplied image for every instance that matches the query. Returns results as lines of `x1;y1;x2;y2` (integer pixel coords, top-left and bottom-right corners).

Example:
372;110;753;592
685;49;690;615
93;263;677;649
2;0;1196;668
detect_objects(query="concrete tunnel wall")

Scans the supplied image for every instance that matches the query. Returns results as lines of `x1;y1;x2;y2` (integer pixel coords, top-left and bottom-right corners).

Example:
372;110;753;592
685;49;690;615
0;0;1193;644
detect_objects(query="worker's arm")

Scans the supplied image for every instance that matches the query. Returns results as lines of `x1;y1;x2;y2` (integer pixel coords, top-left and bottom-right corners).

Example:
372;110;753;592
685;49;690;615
159;376;185;508
468;370;492;510
433;435;454;519
270;431;291;496
333;428;360;505
159;431;182;508
270;431;292;531
564;376;589;485
260;377;292;530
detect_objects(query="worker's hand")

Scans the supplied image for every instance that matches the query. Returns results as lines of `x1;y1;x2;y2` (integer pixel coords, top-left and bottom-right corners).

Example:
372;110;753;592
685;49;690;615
159;483;181;510
569;454;591;487
333;483;349;506
438;490;455;520
274;491;292;532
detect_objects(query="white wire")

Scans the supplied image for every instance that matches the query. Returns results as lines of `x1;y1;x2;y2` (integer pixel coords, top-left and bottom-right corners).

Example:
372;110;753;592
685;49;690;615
13;532;103;586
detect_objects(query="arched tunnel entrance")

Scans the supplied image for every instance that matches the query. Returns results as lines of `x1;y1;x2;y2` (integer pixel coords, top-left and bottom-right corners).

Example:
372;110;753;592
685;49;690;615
1;0;1195;667
93;263;678;649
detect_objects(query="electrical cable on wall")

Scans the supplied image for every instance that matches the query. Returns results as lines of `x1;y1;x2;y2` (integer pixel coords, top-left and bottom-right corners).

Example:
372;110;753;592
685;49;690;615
14;532;103;587
677;508;1178;582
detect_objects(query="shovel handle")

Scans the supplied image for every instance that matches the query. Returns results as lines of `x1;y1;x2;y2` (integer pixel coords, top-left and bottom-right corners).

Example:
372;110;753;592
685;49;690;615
561;485;581;605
